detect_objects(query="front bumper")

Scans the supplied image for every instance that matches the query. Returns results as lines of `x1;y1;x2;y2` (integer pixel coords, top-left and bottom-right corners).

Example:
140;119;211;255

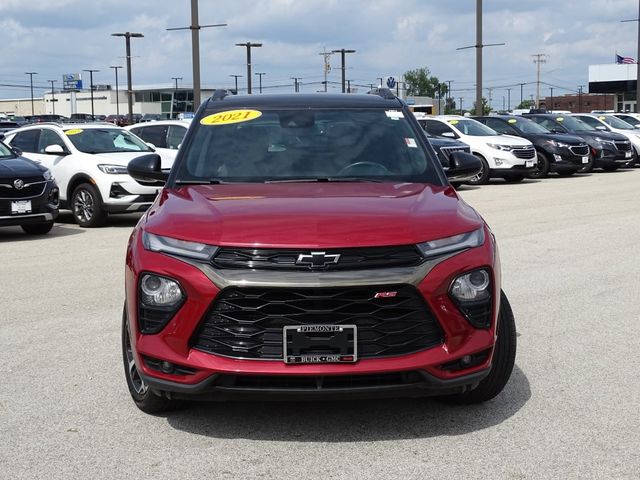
0;182;59;227
594;145;631;167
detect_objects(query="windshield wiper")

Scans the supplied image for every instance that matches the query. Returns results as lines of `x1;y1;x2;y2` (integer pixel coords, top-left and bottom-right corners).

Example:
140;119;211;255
264;177;383;183
174;179;228;185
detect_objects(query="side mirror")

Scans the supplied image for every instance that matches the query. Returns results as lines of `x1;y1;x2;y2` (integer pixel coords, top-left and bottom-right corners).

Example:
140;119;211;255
12;147;22;156
441;131;457;138
595;125;607;131
44;144;68;155
446;151;482;182
127;153;168;186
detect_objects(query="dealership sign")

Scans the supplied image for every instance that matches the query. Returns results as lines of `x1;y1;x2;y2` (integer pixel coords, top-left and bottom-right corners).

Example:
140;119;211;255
62;73;83;90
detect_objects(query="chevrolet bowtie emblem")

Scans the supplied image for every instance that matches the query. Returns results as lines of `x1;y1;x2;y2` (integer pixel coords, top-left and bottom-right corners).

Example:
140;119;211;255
295;251;341;269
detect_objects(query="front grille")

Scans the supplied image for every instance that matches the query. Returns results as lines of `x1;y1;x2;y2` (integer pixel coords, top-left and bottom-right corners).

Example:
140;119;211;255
192;285;443;360
568;145;589;156
511;146;536;159
213;246;423;271
614;141;631;152
438;145;470;159
0;177;46;199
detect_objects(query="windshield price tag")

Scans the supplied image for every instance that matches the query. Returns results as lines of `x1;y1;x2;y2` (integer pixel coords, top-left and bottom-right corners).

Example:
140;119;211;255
405;138;418;148
65;129;83;136
200;109;262;126
385;110;404;120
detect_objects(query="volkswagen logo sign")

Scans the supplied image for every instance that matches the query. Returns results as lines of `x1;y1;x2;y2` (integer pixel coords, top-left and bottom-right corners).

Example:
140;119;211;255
386;76;396;89
13;179;25;190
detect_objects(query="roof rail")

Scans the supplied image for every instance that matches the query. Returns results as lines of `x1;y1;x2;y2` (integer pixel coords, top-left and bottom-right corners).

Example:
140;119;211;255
211;89;232;101
367;87;396;100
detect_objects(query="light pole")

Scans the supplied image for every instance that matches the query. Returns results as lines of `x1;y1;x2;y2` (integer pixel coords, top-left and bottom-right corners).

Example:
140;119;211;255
331;49;356;93
167;0;227;108
236;42;262;94
255;72;265;94
171;77;182;118
25;72;37;116
48;80;57;115
377;77;383;87
620;1;640;112
506;87;511;112
109;66;122;117
291;77;301;93
578;85;585;113
549;87;554;112
230;75;243;94
111;32;144;124
83;69;99;117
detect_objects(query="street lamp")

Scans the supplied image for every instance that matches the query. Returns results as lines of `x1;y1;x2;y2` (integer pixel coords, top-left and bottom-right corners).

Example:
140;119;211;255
235;42;263;94
47;80;57;115
25;72;37;116
230;74;243;94
291;77;301;93
111;32;144;124
83;69;99;118
109;66;123;117
171;77;182;118
255;72;266;94
331;49;356;93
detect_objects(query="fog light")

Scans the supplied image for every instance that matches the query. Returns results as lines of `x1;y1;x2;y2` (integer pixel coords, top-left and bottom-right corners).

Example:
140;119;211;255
461;355;472;366
554;154;562;161
493;158;503;165
160;361;174;374
140;274;183;307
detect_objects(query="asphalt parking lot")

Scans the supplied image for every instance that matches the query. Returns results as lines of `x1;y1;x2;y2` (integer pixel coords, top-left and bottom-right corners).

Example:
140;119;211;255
1;170;639;480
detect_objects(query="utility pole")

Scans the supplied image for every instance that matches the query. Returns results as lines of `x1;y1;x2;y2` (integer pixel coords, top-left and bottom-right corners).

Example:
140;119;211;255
506;87;511;111
319;49;333;92
236;42;262;94
172;76;182;90
167;0;227;108
456;0;505;116
109;66;122;117
171;77;182;118
532;53;548;108
549;87;554;112
255;72;265;94
111;32;144;124
446;80;453;101
291;77;301;93
459;97;464;115
578;85;585;113
502;96;505;112
83;69;99;117
230;75;243;94
620;3;640;112
519;82;525;106
377;77;384;87
331;48;356;93
25;72;37;116
48;80;57;115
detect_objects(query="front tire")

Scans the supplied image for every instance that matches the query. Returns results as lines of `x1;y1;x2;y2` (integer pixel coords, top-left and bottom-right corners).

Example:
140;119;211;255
439;291;517;404
527;151;550;179
122;305;179;414
21;221;54;235
72;183;107;228
466;154;490;185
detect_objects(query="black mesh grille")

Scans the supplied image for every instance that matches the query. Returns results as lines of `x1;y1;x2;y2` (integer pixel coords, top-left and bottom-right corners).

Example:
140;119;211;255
615;141;631;152
512;146;536;159
192;285;443;360
569;145;589;156
212;246;423;271
0;177;46;199
439;146;471;158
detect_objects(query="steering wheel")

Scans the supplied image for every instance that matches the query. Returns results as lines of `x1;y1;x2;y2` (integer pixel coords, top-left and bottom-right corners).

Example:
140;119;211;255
337;161;392;176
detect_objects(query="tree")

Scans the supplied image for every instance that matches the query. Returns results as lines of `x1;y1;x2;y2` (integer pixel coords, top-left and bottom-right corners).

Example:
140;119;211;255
403;67;447;98
444;97;457;115
472;97;491;115
516;99;535;110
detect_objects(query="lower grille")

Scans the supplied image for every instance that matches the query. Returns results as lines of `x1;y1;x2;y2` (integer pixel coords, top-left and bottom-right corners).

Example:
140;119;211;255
569;145;589;156
192;285;443;360
615;141;631;152
512;146;536;159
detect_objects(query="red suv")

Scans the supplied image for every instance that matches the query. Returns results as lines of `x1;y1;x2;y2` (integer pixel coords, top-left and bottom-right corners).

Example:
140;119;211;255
123;89;517;413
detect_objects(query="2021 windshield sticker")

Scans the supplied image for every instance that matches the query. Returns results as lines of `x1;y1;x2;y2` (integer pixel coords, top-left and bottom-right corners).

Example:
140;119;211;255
200;109;262;126
65;129;83;135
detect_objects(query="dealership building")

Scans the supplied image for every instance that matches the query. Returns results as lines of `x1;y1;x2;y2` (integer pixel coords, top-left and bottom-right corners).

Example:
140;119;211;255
588;63;638;112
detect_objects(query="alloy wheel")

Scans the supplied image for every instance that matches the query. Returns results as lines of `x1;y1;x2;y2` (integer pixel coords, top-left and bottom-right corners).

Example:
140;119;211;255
74;189;94;223
124;323;147;395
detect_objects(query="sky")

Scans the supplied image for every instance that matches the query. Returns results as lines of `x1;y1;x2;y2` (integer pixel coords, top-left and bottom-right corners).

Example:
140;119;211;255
0;0;638;109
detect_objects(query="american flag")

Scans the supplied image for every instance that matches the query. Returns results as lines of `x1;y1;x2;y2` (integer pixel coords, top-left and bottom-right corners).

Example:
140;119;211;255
616;54;635;64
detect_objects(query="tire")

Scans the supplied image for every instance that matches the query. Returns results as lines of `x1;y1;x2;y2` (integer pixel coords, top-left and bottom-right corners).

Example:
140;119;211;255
122;305;179;414
71;183;107;227
450;181;462;189
578;153;594;173
21;221;54;235
466;154;490;185
556;170;576;177
527;151;550;179
504;175;524;183
438;291;517;404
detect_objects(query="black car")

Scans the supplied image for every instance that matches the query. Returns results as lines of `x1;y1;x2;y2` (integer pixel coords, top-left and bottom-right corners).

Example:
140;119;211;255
0;142;59;234
525;114;632;172
474;115;589;178
420;130;473;183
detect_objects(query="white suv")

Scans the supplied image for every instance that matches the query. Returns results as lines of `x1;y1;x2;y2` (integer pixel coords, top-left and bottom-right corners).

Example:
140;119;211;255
422;115;536;184
124;119;191;166
572;113;639;167
4;123;160;227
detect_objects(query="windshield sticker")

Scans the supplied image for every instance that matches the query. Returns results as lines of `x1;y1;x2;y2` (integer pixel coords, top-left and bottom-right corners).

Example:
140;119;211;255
404;138;418;148
385;110;404;120
598;116;606;120
64;129;83;135
556;117;564;122
448;119;459;125
507;118;517;124
200;109;262;126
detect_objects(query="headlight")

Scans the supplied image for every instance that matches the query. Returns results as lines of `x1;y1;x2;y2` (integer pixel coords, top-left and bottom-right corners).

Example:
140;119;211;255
97;164;129;174
142;231;219;261
546;140;569;148
594;137;615;146
449;268;493;328
487;143;512;151
140;274;183;307
417;228;485;259
42;169;54;181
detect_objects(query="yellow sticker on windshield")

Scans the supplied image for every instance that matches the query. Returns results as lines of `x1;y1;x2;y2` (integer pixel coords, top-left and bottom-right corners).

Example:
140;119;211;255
556;117;564;122
449;119;459;125
200;109;262;126
508;118;517;124
598;116;606;120
65;128;83;135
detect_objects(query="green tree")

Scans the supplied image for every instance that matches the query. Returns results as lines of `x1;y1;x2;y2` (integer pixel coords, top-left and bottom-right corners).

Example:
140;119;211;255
444;97;457;114
472;97;491;115
516;99;535;110
403;67;447;97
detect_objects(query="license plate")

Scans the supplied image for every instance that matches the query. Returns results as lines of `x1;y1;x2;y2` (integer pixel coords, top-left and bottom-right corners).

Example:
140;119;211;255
525;160;534;167
283;324;357;364
582;156;589;164
11;200;32;214
625;151;632;158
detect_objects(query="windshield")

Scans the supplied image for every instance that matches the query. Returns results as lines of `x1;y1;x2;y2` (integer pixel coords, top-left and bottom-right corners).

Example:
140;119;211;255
449;119;497;136
63;128;152;154
603;115;636;130
175;108;439;184
510;118;549;134
0;141;15;159
554;116;595;132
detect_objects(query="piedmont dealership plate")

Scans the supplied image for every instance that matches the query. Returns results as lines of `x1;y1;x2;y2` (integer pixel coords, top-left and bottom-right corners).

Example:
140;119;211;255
283;324;357;364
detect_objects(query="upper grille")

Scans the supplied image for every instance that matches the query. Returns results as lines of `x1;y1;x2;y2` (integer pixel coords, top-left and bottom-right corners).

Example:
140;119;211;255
438;145;470;158
568;145;589;156
192;285;444;360
212;246;424;271
0;176;46;200
511;146;536;159
614;141;631;152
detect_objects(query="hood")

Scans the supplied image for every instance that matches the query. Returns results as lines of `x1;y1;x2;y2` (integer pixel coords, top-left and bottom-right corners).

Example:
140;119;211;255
569;130;628;142
0;156;45;179
144;183;483;248
427;136;469;148
464;134;531;146
524;133;586;145
91;151;155;166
